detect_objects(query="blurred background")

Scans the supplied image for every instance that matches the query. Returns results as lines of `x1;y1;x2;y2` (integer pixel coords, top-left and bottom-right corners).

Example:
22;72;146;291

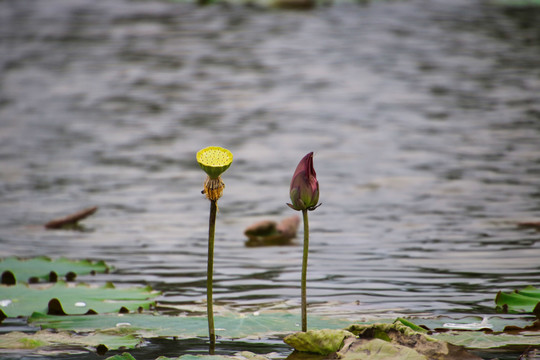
0;0;539;320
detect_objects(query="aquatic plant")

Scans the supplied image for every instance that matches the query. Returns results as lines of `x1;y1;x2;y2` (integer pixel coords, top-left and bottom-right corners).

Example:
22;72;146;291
287;152;321;332
495;285;540;318
0;256;109;285
0;281;158;319
196;146;233;348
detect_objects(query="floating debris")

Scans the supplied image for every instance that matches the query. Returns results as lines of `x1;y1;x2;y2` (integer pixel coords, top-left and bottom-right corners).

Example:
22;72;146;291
517;221;540;229
44;206;98;230
443;317;493;330
244;216;300;247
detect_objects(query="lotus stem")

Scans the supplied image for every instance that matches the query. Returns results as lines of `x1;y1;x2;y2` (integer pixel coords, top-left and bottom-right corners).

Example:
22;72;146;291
197;146;232;352
207;199;217;349
301;208;309;332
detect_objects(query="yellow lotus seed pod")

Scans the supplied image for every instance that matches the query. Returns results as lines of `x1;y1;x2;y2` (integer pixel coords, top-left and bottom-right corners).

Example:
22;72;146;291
196;146;233;179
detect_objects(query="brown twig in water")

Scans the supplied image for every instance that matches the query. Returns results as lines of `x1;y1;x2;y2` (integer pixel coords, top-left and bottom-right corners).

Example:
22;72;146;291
517;221;540;229
44;206;98;229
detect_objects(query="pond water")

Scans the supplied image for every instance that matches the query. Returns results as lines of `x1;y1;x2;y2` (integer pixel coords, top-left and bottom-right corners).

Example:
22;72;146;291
1;0;540;358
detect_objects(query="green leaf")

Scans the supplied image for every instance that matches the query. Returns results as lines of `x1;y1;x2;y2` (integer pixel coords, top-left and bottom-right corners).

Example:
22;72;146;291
157;356;235;360
495;287;540;314
394;318;428;333
0;330;141;351
432;331;540;349
407;316;540;349
338;338;428;360
283;329;354;355
156;353;271;360
342;323;481;360
411;315;534;332
345;322;427;340
29;312;351;339
0;256;109;284
518;286;540;298
0;282;159;317
105;353;138;360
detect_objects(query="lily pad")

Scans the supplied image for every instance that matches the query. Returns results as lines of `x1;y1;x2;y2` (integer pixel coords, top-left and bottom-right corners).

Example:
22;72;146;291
284;323;481;360
432;331;540;349
283;329;354;355
105;353;137;360
341;323;481;360
155;353;271;360
411;315;535;332
0;282;159;317
0;256;109;284
29;312;351;339
338;337;428;360
495;286;540;317
407;316;540;350
22;313;540;357
0;329;141;351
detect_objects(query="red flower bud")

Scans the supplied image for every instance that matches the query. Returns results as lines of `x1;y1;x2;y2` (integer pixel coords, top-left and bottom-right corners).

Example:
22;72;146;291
287;152;321;211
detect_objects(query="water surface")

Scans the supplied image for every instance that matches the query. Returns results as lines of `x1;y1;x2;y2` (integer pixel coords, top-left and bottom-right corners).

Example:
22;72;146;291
1;0;540;357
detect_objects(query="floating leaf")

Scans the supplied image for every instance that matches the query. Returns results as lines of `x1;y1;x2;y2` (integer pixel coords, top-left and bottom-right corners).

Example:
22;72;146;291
155;352;271;360
283;329;354;355
345;322;424;339
495;286;540;316
432;331;540;349
0;256;109;284
394;318;429;333
22;313;540;357
105;353;137;360
30;312;351;339
342;322;481;360
0;282;159;317
410;315;536;332
0;329;141;351
338;337;428;360
407;316;540;350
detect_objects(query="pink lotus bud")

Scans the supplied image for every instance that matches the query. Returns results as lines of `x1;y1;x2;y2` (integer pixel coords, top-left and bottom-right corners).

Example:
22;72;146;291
287;152;321;211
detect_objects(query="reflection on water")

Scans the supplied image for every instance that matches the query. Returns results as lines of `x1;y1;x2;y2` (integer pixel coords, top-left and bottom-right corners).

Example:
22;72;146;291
0;0;540;357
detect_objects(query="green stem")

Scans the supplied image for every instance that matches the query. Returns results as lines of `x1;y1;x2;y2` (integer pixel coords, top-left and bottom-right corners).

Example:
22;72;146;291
301;209;309;332
207;200;217;349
